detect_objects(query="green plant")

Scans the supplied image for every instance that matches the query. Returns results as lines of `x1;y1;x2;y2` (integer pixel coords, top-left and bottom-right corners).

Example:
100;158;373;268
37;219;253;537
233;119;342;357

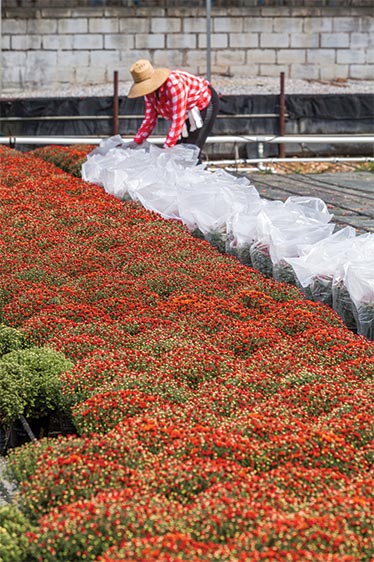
355;161;374;173
332;282;357;333
4;438;54;484
0;347;73;425
0;324;30;358
0;505;34;562
250;242;273;278
204;230;226;254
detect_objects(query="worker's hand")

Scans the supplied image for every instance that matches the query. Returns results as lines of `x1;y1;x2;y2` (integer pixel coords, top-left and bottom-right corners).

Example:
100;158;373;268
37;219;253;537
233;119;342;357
125;141;141;150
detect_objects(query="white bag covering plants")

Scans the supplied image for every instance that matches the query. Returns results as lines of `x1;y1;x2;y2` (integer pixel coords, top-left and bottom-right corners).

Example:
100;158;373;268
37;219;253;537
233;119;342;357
285;226;357;306
286;230;374;336
272;197;335;284
82;137;374;339
249;198;335;281
83;137;262;252
331;234;374;337
343;259;374;339
225;188;265;266
178;170;262;253
284;196;333;224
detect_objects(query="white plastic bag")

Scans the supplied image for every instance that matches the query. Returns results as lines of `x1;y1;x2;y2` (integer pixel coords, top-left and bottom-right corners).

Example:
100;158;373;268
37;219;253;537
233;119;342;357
332;234;374;337
285;227;357;305
249;199;335;282
177;169;260;248
225;196;264;266
284;195;333;224
344;260;374;338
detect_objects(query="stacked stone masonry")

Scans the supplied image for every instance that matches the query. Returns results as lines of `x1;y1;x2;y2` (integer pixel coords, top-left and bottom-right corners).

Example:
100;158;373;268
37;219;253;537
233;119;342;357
1;5;373;90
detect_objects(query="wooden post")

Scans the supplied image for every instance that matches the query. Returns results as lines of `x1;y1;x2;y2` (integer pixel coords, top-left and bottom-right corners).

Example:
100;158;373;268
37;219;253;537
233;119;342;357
279;71;285;158
113;70;119;136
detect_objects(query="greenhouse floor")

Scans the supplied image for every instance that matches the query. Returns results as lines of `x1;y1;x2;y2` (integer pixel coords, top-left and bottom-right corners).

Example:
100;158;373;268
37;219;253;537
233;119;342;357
240;170;374;234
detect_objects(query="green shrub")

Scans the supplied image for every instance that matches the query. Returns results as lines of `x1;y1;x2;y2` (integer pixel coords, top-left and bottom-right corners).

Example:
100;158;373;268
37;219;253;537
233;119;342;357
0;325;30;358
0;505;34;562
4;438;54;485
0;347;73;424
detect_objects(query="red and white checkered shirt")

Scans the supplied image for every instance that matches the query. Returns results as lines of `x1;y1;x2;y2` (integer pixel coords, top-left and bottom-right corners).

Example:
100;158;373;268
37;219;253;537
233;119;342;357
134;70;212;148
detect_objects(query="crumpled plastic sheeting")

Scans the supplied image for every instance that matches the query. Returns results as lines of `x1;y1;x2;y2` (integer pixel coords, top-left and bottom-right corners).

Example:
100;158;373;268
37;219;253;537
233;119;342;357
82;136;261;234
286;230;374;337
254;198;335;265
82;137;374;336
285;227;358;289
334;235;374;337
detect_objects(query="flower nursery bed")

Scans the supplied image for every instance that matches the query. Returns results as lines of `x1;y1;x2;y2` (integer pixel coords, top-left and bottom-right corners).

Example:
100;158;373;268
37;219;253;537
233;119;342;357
0;144;373;561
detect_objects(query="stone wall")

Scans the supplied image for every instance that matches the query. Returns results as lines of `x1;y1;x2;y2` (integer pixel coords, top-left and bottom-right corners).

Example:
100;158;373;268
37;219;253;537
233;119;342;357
1;5;373;90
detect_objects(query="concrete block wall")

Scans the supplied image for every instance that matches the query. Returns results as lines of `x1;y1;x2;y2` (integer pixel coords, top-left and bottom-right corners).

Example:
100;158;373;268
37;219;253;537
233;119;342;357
1;5;373;91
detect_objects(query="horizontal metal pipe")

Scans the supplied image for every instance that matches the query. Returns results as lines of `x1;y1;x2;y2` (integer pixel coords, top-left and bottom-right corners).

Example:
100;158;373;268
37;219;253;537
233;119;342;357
0;136;100;145
0;116;116;121
1;135;374;146
0;113;284;122
205;135;374;144
207;156;374;165
217;114;283;119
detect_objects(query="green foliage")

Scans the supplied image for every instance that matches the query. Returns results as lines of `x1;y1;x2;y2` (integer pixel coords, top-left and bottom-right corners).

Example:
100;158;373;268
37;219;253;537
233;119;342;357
0;324;30;358
0;347;73;424
31;145;93;178
355;161;374;173
4;439;53;485
0;505;34;562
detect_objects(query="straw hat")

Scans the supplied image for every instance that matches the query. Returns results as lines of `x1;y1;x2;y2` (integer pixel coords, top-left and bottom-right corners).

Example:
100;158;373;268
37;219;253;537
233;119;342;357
127;60;170;98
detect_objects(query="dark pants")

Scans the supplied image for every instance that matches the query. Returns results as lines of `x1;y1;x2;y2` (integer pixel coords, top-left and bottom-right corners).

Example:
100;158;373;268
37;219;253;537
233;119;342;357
178;86;220;162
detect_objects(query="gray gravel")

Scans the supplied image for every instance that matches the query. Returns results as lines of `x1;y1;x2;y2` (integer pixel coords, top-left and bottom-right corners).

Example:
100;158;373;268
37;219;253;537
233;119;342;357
0;457;17;506
214;76;374;95
2;76;374;98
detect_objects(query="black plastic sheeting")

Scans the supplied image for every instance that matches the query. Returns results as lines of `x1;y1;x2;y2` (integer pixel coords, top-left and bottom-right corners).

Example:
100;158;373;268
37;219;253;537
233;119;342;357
286;94;374;121
286;94;374;136
1;93;373;157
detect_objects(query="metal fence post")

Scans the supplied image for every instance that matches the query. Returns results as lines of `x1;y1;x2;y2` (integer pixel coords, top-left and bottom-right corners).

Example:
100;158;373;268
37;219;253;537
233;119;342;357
279;71;286;158
113;70;119;136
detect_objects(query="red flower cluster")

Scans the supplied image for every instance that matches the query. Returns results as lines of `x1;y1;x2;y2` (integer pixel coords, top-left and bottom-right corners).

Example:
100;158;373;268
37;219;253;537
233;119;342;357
2;144;373;561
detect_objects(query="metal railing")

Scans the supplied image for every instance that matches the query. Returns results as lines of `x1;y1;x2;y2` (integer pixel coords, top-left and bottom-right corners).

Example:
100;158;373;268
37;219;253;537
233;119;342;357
0;71;289;155
1;134;373;146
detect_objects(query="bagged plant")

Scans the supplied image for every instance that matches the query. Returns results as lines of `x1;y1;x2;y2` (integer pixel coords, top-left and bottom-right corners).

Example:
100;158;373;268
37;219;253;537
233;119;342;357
286;227;357;305
225;195;264;267
268;199;335;281
178;169;259;242
251;198;334;281
343;258;374;339
225;237;253;267
273;260;298;286
332;279;358;333
250;240;273;278
304;275;334;307
331;235;374;338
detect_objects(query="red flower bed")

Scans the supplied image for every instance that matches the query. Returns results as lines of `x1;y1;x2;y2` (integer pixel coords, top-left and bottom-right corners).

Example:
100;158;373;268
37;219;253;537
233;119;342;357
1;144;373;561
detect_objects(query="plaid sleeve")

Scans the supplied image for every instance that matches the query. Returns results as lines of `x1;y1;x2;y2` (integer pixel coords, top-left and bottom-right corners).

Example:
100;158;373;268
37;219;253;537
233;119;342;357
134;96;158;144
164;80;188;147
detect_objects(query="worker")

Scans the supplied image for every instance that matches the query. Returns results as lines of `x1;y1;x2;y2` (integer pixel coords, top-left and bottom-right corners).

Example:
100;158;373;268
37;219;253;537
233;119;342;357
126;59;220;162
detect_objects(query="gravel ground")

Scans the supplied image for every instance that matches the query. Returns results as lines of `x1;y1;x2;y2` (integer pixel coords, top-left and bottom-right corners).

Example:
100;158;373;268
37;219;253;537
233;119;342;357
2;76;374;98
0;457;17;506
